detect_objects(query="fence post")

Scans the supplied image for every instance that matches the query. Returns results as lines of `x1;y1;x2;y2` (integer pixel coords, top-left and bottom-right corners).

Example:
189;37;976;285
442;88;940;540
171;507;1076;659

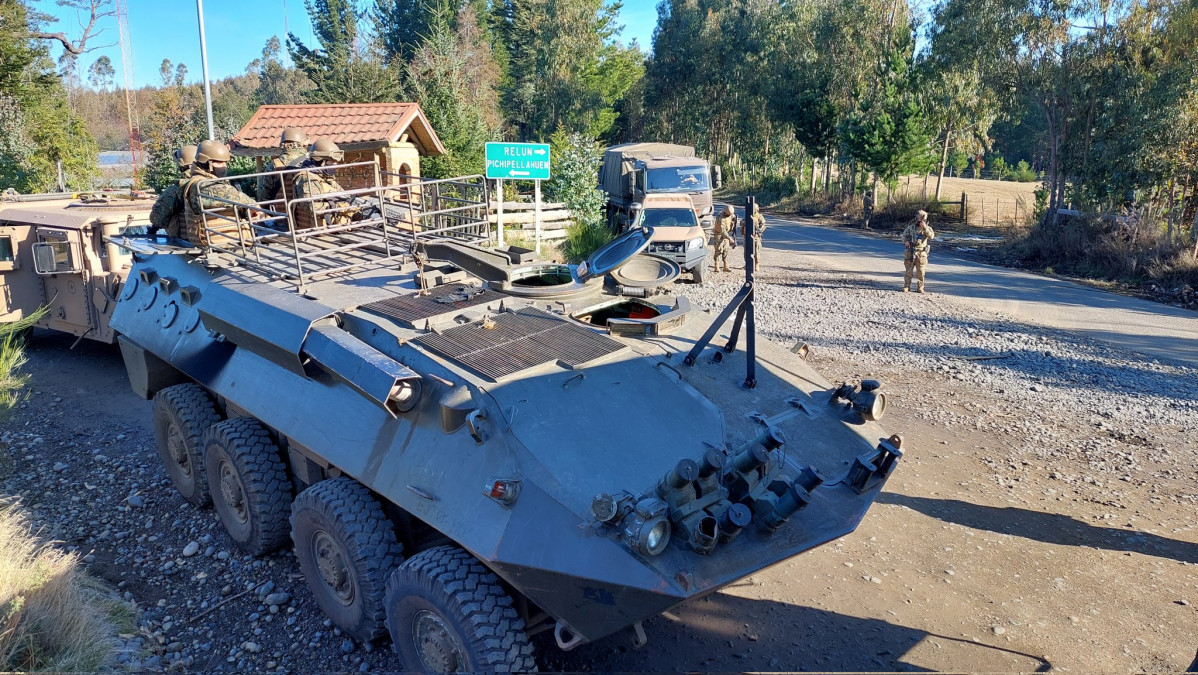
961;192;968;222
996;199;1000;226
981;196;985;226
1015;200;1020;226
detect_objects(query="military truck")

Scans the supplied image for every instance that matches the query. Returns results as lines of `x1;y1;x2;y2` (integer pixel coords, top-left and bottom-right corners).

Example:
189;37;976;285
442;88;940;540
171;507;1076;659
107;164;901;672
600;143;720;284
0;191;157;345
633;194;711;284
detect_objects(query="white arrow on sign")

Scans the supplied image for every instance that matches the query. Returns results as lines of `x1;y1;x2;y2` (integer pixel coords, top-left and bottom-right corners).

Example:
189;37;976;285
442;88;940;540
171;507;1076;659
534;148;547;156
509;170;530;176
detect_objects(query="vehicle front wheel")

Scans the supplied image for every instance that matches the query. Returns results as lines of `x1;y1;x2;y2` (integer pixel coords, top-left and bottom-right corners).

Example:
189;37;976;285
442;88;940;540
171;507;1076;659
203;418;291;555
153;383;221;507
692;260;708;285
291;477;403;642
384;546;536;673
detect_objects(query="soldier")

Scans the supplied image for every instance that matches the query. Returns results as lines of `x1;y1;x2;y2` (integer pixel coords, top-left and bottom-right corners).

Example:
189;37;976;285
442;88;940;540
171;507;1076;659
293;139;378;227
710;204;737;273
149;144;197;238
901;210;936;293
257;127;308;202
183;140;256;218
742;204;766;272
862;189;874;230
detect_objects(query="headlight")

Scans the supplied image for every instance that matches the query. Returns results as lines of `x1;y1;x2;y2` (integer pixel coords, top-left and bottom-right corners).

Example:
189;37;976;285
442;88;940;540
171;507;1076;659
685;236;705;251
639;517;671;556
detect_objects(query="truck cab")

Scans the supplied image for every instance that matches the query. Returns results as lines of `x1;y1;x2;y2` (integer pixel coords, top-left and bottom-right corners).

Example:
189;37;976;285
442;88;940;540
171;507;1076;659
633;194;708;284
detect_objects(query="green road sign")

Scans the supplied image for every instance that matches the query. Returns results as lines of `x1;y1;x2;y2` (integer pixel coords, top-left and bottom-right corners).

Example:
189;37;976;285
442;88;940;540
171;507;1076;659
485;142;551;180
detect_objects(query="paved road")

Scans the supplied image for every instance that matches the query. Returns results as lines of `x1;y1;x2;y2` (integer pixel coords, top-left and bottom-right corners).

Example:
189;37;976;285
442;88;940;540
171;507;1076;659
763;215;1198;368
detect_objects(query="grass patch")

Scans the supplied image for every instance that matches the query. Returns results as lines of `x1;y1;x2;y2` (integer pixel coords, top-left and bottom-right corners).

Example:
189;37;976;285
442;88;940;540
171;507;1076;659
0;307;46;418
558;221;614;264
0;502;121;671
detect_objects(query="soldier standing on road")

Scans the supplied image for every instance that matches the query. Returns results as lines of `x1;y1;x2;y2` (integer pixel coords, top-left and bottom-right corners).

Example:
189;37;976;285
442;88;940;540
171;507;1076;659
149;144;197;238
862;189;874;230
742;205;766;272
257;127;308;202
293;139;378;227
710;204;737;273
902;210;936;293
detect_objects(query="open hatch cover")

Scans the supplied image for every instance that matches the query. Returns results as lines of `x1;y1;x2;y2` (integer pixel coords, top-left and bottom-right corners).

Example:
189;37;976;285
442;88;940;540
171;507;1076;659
573;226;653;283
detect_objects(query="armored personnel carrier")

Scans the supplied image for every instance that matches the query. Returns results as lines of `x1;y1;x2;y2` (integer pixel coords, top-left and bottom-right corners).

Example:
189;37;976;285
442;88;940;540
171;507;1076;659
108;163;901;672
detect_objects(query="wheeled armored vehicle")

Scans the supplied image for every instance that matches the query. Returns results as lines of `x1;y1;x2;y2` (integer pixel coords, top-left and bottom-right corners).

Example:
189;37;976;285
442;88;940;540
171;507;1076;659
107;162;901;671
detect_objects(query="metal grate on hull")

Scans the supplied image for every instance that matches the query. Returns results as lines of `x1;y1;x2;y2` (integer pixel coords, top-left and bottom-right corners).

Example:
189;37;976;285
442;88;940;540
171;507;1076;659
360;288;506;328
414;307;625;380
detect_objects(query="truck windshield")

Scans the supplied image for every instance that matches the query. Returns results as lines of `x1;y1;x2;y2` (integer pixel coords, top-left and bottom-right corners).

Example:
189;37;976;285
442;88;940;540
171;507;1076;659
647;167;710;192
639;208;698;228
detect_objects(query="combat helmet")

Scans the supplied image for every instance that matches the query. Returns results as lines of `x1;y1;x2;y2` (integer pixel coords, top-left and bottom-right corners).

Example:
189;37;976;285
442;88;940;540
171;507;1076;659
175;145;198;170
195;140;231;165
309;139;344;164
721;204;734;217
280;127;307;147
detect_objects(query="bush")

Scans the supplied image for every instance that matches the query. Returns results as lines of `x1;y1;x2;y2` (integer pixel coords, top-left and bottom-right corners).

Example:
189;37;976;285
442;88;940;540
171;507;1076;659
548;131;606;229
558;222;614;264
1009;160;1037;182
0;502;124;672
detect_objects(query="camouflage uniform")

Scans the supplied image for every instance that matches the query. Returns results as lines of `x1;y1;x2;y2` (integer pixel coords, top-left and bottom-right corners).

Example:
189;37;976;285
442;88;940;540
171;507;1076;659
257;145;308;202
711;210;736;272
742;209;766;272
862;190;874;229
293;162;358;227
184;166;256;217
901;216;935;293
149;174;189;238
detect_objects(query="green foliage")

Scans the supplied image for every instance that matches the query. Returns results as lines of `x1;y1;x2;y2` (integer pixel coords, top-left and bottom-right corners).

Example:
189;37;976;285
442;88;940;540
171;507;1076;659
373;0;452;64
548;130;606;228
1009;159;1037;182
288;0;402;104
406;5;502;178
0;305;46;417
255;37;311;105
558;221;613;264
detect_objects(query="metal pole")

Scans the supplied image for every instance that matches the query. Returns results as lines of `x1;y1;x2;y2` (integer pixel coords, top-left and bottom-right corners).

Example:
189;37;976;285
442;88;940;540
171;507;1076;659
496;179;504;246
534;179;542;254
196;0;216;139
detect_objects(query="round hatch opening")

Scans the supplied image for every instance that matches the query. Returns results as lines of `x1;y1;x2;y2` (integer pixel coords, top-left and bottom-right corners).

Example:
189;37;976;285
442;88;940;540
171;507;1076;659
572;298;662;327
510;264;574;287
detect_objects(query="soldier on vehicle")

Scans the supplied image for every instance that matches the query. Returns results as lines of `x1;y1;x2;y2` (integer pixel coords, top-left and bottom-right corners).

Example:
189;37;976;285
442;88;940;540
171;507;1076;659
293;139;378;227
901;209;936;293
710;204;737;273
862;189;874;230
743;204;766;272
149;144;197;238
257;127;308;202
184;140;256;216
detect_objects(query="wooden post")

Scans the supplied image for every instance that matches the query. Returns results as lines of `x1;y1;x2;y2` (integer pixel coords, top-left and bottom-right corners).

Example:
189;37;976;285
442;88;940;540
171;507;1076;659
996;198;1000;225
1015;200;1020;225
534;179;543;254
981;196;985;226
496;179;505;246
961;192;968;222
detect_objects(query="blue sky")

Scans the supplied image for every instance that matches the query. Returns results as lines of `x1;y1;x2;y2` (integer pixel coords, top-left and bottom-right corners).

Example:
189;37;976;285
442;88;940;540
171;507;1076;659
37;0;659;89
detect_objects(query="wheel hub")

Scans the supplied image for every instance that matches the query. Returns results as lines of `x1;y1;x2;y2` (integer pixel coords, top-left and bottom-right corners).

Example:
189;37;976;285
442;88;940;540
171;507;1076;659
312;530;354;605
413;609;466;673
218;460;248;523
166;424;190;478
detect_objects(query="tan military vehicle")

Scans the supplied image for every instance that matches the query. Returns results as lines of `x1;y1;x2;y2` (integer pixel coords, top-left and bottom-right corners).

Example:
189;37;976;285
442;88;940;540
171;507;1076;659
0;192;157;344
632;194;710;284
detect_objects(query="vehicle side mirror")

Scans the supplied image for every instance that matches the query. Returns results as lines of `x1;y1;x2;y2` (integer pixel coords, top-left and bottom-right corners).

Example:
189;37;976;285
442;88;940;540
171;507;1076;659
713;165;723;189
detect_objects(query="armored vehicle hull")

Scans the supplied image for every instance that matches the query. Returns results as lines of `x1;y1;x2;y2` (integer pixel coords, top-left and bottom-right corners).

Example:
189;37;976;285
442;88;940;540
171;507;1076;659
109;170;899;671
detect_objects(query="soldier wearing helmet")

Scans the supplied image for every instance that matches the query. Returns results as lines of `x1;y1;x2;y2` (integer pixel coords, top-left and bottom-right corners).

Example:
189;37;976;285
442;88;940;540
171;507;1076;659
149;144;199;237
710;203;737;273
183;140;255;220
293;139;377;227
257;127;308;202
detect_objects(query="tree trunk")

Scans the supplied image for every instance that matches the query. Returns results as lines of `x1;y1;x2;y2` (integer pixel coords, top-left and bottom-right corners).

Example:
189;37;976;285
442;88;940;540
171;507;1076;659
811;158;818;193
935;130;950;201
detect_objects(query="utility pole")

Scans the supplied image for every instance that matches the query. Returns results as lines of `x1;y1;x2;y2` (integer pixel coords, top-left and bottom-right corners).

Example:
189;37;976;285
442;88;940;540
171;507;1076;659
196;0;215;140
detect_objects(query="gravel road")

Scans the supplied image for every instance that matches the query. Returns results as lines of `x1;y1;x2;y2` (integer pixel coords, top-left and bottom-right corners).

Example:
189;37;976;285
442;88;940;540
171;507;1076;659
2;221;1195;672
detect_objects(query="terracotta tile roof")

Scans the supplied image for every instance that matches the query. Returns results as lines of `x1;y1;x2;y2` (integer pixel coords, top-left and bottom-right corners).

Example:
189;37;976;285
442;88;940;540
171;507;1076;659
231;103;446;156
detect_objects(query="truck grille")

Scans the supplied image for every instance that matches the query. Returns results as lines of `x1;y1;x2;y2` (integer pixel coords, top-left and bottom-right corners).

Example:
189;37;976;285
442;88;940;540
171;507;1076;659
649;242;684;254
360;289;506;328
414;307;624;380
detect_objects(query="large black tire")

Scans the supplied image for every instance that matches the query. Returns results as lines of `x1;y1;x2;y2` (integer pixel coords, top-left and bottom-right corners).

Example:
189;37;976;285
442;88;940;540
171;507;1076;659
384;546;536;673
152;383;221;507
203;418;291;555
692;259;708;285
291;478;404;642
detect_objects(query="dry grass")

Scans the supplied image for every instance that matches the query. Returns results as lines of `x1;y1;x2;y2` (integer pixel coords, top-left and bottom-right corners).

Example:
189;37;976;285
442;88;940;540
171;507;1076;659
879;175;1040;227
0;502;123;672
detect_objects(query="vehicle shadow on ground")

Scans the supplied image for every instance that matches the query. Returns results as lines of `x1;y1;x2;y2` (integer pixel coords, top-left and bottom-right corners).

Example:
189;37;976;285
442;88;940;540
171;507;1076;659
879;493;1198;566
541;591;1049;672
